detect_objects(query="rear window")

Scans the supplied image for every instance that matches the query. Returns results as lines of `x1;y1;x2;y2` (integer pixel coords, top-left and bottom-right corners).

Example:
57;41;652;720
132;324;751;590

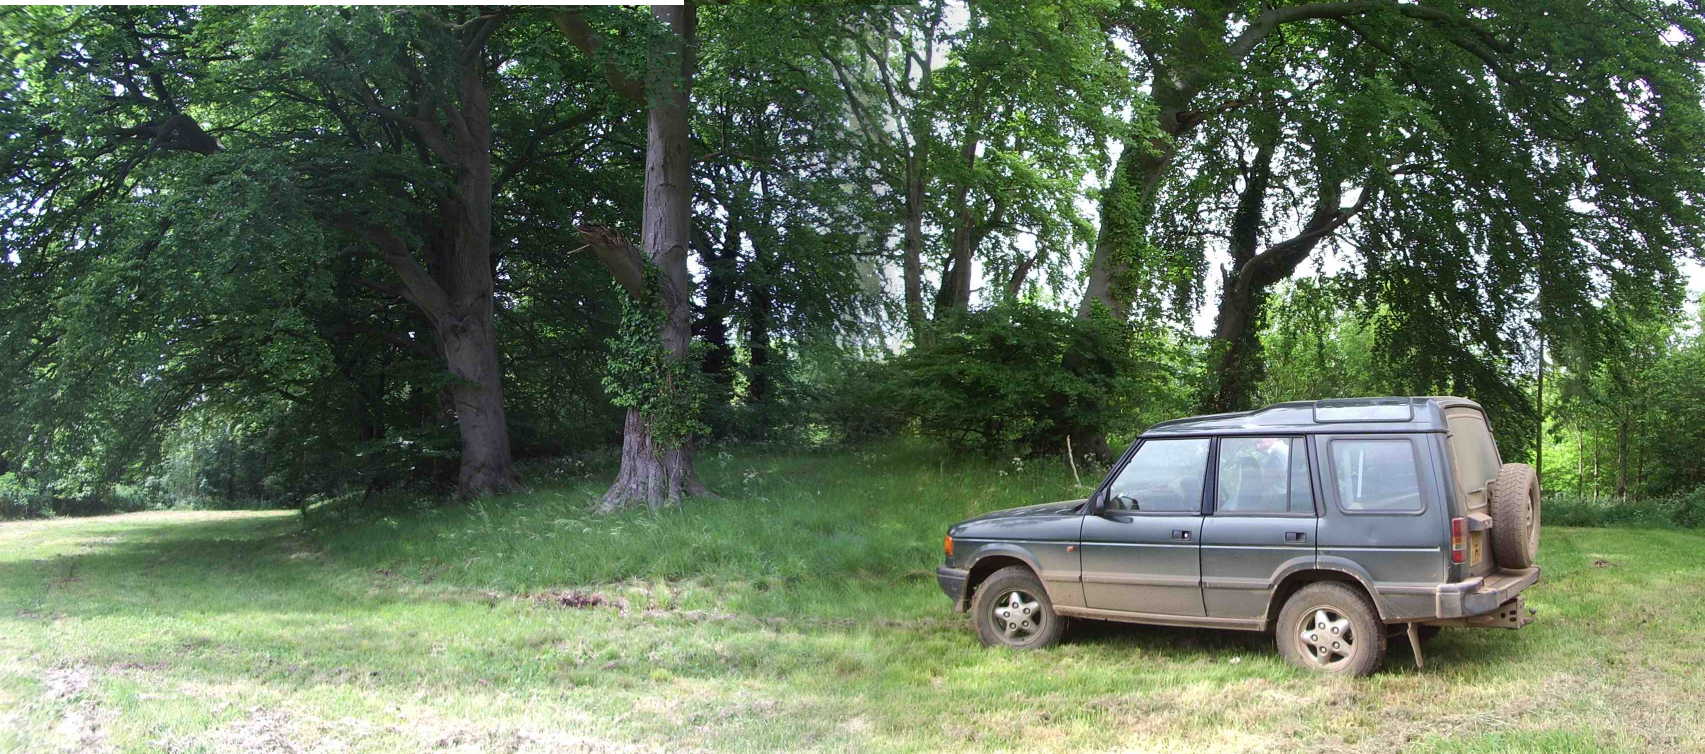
1330;438;1423;513
1446;413;1500;490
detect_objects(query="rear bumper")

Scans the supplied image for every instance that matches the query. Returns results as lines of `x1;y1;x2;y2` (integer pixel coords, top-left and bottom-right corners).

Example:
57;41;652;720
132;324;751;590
1434;566;1540;619
937;566;969;612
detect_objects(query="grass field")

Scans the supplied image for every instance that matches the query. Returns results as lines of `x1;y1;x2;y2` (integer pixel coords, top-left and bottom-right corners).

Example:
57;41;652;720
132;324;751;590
4;444;1703;752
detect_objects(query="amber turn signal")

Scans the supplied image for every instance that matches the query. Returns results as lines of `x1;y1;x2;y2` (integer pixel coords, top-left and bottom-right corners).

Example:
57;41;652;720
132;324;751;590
943;534;954;558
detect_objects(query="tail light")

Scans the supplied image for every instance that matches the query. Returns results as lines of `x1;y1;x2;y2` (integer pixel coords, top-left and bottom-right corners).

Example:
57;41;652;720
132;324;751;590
1450;517;1467;564
944;535;954;558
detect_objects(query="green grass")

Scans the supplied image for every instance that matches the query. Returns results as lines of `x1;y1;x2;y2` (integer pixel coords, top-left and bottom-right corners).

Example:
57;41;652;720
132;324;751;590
3;442;1703;752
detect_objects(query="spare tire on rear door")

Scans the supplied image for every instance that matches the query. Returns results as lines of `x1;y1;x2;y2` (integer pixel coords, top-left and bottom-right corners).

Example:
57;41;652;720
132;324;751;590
1488;462;1541;568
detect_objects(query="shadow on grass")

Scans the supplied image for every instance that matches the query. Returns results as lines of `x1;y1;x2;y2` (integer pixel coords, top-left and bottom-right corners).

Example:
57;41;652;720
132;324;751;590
1065;618;1273;654
0;513;339;617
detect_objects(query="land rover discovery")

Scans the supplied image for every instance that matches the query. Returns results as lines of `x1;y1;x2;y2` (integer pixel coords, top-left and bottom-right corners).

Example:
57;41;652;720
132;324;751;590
936;396;1541;675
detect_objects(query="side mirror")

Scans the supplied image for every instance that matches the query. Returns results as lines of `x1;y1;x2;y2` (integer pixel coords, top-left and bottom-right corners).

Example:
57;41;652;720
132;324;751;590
1108;493;1139;512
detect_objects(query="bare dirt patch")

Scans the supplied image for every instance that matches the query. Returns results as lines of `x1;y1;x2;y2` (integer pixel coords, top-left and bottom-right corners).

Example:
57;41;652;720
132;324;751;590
534;590;611;609
37;665;113;753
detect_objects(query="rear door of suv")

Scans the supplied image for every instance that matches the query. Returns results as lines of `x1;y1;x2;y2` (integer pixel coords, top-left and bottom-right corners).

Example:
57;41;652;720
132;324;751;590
1313;433;1451;598
1200;436;1320;620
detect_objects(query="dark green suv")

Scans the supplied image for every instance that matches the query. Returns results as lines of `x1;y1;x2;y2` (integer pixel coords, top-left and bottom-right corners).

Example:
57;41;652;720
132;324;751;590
936;397;1541;675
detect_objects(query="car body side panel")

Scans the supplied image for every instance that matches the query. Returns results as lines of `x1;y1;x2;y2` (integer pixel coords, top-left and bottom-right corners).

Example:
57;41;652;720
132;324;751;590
1079;513;1205;616
951;511;1085;608
1312;432;1451;617
1200;516;1316;619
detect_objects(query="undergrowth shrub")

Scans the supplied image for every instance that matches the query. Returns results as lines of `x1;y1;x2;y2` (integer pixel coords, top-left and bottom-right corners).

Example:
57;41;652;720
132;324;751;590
1545;486;1705;529
0;473;52;519
891;303;1134;457
808;359;910;445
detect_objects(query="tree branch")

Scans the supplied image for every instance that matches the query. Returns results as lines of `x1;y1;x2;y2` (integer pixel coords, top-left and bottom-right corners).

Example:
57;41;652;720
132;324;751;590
332;216;452;317
1228;2;1511;69
552;11;645;103
576;225;646;298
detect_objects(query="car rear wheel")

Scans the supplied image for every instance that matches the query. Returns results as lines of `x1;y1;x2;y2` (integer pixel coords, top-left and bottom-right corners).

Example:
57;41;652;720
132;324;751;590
1489;462;1541;568
1276;582;1386;676
972;566;1064;649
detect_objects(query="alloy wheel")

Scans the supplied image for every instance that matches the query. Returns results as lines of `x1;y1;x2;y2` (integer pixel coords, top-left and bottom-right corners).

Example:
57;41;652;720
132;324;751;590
1297;607;1355;668
992;589;1043;640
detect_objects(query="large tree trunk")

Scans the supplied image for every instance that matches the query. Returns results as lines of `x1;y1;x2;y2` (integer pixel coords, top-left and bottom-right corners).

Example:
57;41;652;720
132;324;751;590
440;313;516;493
1201;139;1277;414
901;156;928;337
598;3;707;511
1201;147;1362;414
604;407;705;509
1076;133;1176;321
334;16;518;497
439;46;516;496
934;128;982;319
1203;290;1268;413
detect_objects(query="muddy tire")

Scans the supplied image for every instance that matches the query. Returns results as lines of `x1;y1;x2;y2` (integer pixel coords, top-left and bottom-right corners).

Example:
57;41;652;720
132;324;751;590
1276;582;1386;676
972;566;1064;649
1488;462;1541;569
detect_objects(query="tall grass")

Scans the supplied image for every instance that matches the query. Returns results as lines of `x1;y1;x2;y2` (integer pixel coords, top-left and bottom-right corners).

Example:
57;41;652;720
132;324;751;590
307;440;1102;618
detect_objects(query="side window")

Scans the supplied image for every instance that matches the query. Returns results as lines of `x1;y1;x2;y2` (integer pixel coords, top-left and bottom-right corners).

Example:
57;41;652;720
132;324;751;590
1217;437;1315;515
1106;438;1210;513
1330;438;1424;512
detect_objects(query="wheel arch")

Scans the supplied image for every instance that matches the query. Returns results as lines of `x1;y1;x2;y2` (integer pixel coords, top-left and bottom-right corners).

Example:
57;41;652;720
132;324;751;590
1262;564;1388;630
960;549;1041;611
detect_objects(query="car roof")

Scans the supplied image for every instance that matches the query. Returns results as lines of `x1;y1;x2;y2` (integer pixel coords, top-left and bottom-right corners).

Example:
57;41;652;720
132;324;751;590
1140;396;1482;438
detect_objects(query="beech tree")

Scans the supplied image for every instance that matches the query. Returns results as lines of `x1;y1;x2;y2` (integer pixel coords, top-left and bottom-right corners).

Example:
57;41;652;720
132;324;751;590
821;0;1128;337
0;6;627;498
1076;1;1705;417
560;4;709;509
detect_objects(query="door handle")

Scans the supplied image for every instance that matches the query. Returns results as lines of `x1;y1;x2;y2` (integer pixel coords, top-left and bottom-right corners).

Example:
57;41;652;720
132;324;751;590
1285;531;1307;543
1171;530;1192;541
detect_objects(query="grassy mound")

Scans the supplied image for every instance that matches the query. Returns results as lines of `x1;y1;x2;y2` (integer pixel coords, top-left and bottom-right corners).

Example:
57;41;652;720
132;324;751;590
307;441;1097;619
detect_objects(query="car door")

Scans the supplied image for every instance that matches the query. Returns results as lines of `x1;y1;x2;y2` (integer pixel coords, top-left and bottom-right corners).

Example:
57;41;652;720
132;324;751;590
1079;437;1209;616
1314;433;1450;591
1200;436;1319;620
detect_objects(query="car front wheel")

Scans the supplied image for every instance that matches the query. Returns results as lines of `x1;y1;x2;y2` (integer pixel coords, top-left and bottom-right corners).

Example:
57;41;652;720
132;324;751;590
972;566;1065;649
1276;582;1387;676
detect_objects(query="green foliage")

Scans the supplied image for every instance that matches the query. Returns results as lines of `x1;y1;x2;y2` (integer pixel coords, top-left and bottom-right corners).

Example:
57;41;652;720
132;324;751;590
1545;487;1705;530
0;473;50;519
802;359;911;446
601;292;709;451
0;6;630;511
1256;279;1535;462
888;303;1188;457
2;2;1703;512
1545;298;1705;499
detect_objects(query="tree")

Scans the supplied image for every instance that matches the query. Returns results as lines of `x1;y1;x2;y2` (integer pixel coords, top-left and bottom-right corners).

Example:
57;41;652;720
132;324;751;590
562;4;710;510
314;9;519;495
1075;1;1705;419
821;1;1128;338
688;6;887;436
0;6;637;499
